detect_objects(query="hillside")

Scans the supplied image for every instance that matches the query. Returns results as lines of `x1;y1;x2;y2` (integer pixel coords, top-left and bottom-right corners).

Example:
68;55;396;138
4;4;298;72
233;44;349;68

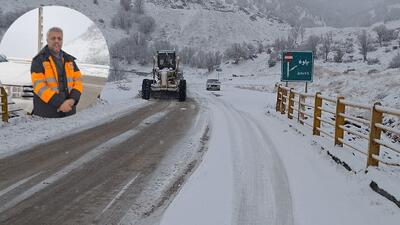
146;2;291;51
64;24;110;65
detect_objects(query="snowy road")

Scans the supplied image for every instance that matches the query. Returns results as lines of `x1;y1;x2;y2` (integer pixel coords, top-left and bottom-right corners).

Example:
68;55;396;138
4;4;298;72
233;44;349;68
161;80;293;225
0;99;200;225
209;92;293;225
160;75;400;225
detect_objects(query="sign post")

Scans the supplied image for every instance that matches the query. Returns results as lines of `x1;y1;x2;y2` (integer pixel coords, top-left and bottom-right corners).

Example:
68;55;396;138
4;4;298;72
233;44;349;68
281;51;313;92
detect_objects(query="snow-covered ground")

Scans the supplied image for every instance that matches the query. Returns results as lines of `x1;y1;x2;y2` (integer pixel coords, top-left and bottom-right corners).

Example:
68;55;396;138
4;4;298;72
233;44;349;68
1;57;399;224
146;2;290;51
0;1;400;224
161;78;400;225
159;69;400;225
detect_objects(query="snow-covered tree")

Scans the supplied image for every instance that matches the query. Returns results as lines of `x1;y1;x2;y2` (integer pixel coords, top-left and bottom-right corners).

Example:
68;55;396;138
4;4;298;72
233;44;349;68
108;59;126;81
224;43;244;64
110;32;150;65
358;30;373;62
332;41;345;63
304;35;320;58
205;51;222;72
320;32;333;62
133;0;145;15
273;37;288;53
120;0;132;11
111;8;134;30
373;25;395;47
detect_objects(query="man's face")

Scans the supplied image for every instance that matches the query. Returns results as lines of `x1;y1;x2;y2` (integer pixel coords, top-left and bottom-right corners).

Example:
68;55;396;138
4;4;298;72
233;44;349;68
47;31;63;54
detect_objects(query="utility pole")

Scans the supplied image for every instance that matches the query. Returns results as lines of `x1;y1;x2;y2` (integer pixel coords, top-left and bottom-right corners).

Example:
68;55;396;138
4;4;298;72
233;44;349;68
38;7;43;53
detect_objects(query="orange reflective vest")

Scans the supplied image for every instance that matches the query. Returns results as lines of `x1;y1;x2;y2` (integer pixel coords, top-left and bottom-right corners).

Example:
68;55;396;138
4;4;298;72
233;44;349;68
31;46;83;117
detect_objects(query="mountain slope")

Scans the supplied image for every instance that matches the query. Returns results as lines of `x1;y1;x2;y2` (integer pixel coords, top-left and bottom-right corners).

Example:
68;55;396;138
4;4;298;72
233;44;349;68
64;24;110;65
146;2;291;51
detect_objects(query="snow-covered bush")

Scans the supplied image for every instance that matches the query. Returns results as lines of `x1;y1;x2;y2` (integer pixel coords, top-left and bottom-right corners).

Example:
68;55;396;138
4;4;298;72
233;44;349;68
367;58;380;65
224;43;244;64
133;0;145;15
367;69;379;74
110;32;151;65
111;8;134;30
138;15;156;35
373;25;396;47
273;38;285;53
268;52;278;67
120;0;132;11
180;47;222;71
268;57;277;68
204;51;223;72
320;32;333;62
333;48;344;63
152;40;176;52
108;60;126;82
224;42;257;64
343;38;353;53
388;54;400;69
303;35;320;59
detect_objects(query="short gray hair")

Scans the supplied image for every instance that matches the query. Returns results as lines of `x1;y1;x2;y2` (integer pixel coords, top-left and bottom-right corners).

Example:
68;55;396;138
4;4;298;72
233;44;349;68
47;27;63;38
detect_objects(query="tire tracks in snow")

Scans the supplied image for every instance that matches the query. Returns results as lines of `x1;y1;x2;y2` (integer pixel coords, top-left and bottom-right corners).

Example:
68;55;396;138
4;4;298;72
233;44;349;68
211;95;294;225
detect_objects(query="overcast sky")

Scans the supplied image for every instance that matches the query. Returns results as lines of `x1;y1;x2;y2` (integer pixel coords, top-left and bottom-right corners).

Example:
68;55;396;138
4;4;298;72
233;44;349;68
0;6;93;59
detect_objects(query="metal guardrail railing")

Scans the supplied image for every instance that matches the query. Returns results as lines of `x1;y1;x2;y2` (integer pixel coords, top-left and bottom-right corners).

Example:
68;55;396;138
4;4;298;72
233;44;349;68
276;84;400;168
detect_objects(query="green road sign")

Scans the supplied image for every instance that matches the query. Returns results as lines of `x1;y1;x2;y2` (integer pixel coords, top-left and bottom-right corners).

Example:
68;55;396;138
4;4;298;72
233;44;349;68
281;51;313;82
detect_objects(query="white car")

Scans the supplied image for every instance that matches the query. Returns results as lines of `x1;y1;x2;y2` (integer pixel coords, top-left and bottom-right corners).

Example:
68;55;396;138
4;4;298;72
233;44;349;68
206;79;221;91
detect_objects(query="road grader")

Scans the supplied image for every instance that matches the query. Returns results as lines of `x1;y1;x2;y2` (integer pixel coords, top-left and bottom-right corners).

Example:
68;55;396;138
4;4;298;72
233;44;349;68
142;50;186;101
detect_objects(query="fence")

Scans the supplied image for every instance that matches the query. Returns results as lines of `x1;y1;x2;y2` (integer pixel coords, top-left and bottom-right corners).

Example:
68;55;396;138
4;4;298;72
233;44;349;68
276;84;400;168
1;86;9;122
0;84;33;122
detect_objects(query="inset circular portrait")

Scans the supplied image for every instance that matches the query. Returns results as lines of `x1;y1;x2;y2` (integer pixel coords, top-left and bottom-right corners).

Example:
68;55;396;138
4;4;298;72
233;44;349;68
0;5;109;118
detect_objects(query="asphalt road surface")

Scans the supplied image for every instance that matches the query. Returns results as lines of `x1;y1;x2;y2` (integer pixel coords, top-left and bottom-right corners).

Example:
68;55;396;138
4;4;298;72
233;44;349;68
0;98;200;225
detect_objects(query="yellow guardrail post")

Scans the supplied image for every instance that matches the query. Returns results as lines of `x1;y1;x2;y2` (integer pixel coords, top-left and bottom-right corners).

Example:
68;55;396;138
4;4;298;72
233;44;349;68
367;102;383;167
276;85;282;112
1;87;8;122
335;96;345;146
313;92;322;135
288;88;295;119
298;95;305;125
280;88;287;114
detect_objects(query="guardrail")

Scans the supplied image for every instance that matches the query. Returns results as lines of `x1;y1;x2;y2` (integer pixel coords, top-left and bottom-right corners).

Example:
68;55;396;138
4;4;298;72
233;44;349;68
276;84;400;168
1;86;9;122
3;84;34;98
0;84;33;122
